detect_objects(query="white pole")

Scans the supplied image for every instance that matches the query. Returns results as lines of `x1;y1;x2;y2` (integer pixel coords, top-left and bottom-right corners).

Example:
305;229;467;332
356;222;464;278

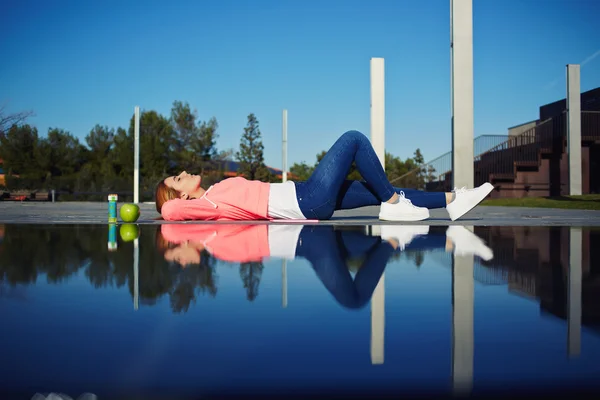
450;0;474;189
134;237;139;310
282;259;288;308
568;227;582;357
452;247;474;394
370;57;385;365
134;106;140;204
370;58;385;166
567;64;582;196
282;109;288;183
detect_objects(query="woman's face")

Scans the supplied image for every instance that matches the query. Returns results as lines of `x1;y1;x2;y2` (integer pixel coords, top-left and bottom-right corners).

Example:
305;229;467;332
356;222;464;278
164;171;202;198
164;245;201;266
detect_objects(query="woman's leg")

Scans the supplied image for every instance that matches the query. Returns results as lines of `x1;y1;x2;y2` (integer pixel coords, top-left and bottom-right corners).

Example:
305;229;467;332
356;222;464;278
334;180;448;210
294;226;394;310
296;130;400;219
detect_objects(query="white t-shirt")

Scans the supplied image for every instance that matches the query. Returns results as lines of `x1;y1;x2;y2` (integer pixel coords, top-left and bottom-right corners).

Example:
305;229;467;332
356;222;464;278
267;224;303;259
267;181;306;220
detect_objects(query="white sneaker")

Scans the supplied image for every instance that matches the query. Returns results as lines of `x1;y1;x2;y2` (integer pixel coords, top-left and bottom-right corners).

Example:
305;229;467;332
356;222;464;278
379;191;430;221
380;225;430;250
446;182;494;221
446;225;493;261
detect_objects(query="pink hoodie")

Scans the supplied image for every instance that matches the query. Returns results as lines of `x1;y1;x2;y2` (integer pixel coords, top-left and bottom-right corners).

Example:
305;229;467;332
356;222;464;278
160;223;270;263
161;177;272;221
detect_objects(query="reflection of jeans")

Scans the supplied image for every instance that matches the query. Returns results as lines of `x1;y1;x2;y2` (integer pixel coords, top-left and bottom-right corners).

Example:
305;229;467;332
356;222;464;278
295;226;447;309
294;130;447;219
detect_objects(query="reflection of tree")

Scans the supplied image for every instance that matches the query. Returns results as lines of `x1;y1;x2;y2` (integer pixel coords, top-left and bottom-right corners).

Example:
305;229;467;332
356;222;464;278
169;250;218;313
239;262;264;301
0;225;219;314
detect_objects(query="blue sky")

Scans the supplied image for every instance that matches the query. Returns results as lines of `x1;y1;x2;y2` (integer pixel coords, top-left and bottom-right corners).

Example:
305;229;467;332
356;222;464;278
1;0;599;169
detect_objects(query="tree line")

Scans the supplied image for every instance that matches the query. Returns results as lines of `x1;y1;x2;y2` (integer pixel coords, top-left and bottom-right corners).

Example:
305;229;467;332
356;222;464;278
0;102;436;201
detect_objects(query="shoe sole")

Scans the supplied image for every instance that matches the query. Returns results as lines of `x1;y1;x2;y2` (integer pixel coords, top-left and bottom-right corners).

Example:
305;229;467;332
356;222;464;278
378;212;430;222
448;182;494;221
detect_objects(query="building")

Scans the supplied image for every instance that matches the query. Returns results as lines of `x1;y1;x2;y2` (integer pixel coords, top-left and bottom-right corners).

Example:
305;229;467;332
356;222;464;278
427;87;600;197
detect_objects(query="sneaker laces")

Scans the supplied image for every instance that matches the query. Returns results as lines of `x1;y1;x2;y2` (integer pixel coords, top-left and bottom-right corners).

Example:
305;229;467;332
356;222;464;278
398;191;420;209
452;186;468;194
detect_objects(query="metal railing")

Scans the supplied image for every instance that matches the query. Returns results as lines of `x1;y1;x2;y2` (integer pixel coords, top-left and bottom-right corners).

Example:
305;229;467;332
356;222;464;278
402;111;600;192
390;134;509;190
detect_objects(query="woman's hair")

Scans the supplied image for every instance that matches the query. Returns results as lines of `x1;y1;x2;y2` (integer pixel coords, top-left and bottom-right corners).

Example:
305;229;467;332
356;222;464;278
155;179;180;214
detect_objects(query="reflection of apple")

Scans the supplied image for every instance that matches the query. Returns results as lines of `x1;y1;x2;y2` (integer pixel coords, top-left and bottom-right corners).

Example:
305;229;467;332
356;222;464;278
120;224;140;242
120;203;140;222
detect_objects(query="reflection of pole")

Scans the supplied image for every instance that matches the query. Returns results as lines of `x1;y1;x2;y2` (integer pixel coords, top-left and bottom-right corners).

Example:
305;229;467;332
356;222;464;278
370;56;386;366
568;227;582;358
134;237;139;310
452;245;474;394
282;259;288;308
371;275;385;365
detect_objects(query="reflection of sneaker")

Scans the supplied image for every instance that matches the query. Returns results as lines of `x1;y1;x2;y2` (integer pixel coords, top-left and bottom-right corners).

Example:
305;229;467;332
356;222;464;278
379;191;430;221
446;226;493;261
446;182;494;221
380;225;430;250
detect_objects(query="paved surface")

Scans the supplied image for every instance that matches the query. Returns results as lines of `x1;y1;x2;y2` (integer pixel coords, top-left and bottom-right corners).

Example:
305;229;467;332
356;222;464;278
1;201;600;226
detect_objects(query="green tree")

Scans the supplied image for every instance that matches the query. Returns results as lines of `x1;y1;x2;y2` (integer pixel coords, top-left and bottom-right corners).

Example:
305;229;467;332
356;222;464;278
236;113;271;181
80;125;116;193
289;161;314;181
194;117;219;172
128;110;174;197
110;127;134;190
170;101;219;175
0;124;42;179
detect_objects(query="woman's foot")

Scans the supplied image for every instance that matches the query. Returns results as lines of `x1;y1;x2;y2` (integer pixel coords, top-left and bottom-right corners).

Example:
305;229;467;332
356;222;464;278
379;191;430;221
446;225;493;261
379;225;430;250
446;182;494;221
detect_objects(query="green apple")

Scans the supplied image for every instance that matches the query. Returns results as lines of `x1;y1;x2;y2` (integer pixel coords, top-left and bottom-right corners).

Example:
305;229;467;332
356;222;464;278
120;203;140;222
119;224;140;242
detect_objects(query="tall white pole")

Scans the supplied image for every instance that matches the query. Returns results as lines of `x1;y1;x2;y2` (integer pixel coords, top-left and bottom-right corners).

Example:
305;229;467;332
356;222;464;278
134;106;140;204
370;57;385;365
134;237;139;310
568;227;582;357
450;0;474;189
567;64;582;196
282;109;288;183
370;58;385;166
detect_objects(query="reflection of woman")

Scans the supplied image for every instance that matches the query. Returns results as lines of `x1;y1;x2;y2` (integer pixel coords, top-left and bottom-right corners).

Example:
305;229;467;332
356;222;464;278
158;223;493;309
158;224;271;266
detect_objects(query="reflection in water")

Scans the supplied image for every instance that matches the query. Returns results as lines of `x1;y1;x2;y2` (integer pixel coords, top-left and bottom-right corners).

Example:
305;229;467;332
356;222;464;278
1;224;599;320
1;223;600;397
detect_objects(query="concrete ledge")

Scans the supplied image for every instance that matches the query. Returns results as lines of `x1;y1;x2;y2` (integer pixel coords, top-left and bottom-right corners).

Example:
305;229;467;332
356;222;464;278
1;202;599;226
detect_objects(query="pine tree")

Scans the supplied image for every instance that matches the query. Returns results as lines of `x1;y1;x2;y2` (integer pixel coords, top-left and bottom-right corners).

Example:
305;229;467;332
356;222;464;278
236;113;270;181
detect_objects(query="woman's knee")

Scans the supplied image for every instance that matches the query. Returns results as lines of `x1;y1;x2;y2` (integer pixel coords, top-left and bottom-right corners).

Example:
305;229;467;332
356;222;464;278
342;130;367;142
311;201;335;220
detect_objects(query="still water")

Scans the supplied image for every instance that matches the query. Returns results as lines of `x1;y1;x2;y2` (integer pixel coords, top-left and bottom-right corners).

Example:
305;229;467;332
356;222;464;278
1;223;599;399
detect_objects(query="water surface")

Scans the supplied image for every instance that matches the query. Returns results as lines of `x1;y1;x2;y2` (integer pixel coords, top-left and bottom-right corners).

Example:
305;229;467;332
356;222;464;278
1;223;599;399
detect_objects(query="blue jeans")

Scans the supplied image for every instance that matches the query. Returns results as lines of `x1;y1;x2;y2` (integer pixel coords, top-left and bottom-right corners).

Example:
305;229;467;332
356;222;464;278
294;130;447;220
295;225;447;309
